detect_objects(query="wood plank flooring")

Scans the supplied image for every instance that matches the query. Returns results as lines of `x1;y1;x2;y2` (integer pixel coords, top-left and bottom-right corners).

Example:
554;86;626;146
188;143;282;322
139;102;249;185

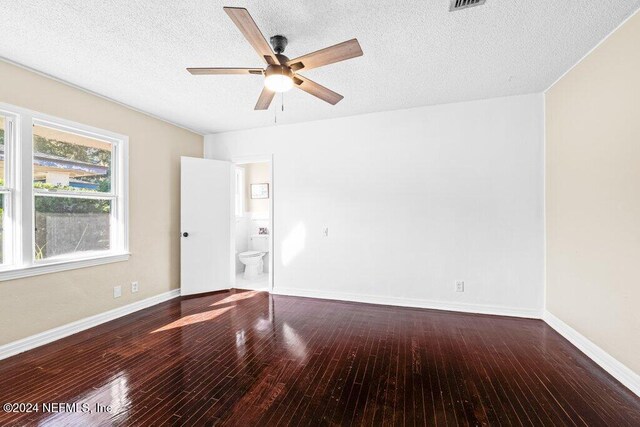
0;289;638;426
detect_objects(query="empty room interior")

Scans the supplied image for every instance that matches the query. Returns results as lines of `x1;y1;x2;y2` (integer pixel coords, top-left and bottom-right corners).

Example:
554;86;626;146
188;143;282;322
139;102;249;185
1;1;639;425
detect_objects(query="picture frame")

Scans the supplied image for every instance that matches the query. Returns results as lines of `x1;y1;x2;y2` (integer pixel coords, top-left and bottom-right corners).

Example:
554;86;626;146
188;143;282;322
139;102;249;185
251;183;269;199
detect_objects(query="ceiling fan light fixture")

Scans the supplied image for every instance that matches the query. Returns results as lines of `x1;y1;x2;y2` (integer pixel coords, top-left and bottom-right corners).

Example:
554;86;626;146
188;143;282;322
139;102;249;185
188;7;363;109
264;64;294;92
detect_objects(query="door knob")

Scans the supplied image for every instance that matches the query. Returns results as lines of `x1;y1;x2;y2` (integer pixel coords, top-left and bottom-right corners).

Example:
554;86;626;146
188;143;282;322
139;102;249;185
182;232;189;237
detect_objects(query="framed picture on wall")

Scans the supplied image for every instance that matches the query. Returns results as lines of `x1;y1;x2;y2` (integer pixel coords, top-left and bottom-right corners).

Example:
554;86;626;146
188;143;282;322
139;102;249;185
251;183;269;199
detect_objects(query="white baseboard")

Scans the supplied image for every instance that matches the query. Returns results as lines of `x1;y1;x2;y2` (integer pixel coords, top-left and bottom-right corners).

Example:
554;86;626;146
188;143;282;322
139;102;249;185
543;310;640;397
272;287;542;319
0;289;181;361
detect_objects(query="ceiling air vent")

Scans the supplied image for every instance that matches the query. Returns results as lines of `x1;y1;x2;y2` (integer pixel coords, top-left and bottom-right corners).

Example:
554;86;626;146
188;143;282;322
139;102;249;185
450;0;486;12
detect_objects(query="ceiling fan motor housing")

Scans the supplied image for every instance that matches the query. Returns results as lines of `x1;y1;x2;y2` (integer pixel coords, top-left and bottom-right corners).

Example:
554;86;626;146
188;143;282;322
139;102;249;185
270;35;288;54
265;64;293;80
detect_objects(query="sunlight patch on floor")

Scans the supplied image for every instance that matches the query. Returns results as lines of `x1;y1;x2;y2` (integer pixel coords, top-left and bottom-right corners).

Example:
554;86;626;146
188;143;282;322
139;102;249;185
210;290;261;307
151;307;234;332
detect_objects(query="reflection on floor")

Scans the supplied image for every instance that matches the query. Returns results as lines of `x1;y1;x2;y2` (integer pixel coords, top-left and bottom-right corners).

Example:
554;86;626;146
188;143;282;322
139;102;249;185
235;272;268;291
1;290;639;426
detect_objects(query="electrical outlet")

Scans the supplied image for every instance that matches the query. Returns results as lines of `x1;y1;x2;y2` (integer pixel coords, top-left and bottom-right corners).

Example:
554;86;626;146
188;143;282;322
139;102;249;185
456;281;465;292
113;285;122;298
131;281;139;293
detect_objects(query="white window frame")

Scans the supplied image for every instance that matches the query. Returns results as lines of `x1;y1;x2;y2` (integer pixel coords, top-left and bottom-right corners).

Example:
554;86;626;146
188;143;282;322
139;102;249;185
0;103;129;281
0;111;17;267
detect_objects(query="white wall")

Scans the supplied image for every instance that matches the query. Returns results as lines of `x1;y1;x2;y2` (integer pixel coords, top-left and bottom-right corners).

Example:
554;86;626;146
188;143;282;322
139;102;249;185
206;94;544;317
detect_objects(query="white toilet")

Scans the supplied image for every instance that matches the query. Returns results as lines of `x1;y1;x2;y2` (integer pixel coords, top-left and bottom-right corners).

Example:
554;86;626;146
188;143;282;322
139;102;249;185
239;235;269;279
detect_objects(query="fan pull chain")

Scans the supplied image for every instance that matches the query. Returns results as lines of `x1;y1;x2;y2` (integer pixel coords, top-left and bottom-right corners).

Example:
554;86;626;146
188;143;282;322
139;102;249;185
274;93;285;125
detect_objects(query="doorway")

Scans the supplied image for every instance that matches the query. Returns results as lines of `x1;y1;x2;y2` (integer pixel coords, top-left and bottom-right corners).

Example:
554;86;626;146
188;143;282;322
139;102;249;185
232;156;273;291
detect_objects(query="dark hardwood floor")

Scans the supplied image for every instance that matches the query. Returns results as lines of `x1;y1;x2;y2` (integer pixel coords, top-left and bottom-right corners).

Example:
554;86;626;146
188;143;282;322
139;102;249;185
0;290;638;426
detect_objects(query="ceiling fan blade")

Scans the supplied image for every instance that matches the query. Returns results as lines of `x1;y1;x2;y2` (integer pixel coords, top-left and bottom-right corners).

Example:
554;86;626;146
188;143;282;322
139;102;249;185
293;75;344;105
255;87;275;110
286;39;363;72
187;67;263;75
224;7;278;65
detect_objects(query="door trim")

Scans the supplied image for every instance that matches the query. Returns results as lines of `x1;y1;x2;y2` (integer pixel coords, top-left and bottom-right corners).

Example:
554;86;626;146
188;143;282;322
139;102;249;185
231;155;274;291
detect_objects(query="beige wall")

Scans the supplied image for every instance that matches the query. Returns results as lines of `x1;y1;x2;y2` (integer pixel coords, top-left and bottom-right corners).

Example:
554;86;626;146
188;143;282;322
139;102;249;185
244;162;270;214
0;60;202;345
546;12;640;374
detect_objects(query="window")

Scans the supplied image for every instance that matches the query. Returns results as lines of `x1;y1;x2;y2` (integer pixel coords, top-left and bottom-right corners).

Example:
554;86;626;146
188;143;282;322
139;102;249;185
0;114;16;266
0;104;128;280
235;166;245;217
33;123;116;261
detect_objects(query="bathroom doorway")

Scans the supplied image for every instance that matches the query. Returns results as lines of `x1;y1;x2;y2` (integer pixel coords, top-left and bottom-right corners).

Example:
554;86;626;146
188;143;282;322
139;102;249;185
232;156;273;291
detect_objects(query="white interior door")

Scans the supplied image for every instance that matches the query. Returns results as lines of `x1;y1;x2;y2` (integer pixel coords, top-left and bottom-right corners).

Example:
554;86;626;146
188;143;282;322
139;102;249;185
181;157;233;296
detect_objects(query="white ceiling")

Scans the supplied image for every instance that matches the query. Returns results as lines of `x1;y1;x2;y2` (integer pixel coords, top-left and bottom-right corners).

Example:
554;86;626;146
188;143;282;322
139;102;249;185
1;1;639;134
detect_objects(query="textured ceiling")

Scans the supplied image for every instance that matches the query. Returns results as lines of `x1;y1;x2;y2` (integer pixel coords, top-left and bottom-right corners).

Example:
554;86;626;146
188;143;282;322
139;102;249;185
1;1;639;134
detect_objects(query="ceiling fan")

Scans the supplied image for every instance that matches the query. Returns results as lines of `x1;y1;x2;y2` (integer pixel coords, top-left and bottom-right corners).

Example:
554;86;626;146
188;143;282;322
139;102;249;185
187;7;363;110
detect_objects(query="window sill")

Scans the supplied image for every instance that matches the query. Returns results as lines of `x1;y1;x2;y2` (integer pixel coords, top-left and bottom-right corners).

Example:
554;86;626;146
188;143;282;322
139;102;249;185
0;253;130;282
